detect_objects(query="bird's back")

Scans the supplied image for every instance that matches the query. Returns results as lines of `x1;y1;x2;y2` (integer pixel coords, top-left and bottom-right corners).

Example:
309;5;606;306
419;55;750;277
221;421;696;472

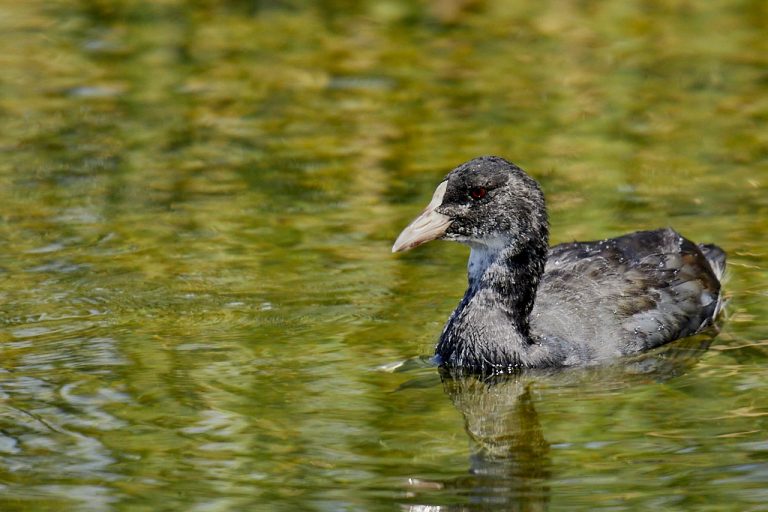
531;228;724;365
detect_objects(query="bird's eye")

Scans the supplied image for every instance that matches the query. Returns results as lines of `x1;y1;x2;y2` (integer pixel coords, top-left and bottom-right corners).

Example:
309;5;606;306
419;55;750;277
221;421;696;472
469;187;487;200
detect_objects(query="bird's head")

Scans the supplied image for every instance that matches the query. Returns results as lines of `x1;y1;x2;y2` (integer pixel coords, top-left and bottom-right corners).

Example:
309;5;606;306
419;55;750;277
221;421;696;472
392;156;548;254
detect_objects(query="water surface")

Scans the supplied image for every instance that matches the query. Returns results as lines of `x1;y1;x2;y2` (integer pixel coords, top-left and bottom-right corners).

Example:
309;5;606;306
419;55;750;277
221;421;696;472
1;1;767;510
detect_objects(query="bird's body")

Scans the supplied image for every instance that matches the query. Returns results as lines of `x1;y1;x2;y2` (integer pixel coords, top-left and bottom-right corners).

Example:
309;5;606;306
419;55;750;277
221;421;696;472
393;157;725;374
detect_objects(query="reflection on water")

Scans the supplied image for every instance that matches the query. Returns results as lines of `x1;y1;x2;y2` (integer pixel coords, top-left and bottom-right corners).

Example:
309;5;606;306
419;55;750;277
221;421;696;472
0;0;767;510
435;378;551;511
403;336;715;511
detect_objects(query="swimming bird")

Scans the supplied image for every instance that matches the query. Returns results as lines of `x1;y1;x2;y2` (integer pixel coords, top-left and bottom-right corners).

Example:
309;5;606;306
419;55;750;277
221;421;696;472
392;156;725;373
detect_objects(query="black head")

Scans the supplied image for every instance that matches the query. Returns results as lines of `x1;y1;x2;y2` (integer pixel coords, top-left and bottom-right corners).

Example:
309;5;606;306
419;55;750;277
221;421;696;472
393;156;549;253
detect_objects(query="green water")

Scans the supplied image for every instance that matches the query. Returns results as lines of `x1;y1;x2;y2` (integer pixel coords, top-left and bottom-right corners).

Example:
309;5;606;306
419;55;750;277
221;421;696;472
1;1;767;510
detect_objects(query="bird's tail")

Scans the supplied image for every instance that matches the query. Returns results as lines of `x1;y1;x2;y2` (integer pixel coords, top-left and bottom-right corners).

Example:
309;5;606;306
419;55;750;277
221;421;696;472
699;243;727;321
698;243;727;282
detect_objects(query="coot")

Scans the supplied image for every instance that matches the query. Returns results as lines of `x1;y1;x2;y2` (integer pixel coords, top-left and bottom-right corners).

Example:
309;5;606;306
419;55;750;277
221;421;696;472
393;156;725;373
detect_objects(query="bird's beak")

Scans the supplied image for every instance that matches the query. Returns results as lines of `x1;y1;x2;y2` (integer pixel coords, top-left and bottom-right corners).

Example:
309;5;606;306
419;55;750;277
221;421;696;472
392;180;452;253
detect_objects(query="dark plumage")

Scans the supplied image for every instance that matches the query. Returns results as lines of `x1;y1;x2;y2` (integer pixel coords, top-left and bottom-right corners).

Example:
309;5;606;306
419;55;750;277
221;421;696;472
392;156;725;373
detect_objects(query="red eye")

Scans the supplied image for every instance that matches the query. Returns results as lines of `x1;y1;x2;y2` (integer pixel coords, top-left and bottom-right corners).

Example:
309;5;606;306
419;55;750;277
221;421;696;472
469;187;487;200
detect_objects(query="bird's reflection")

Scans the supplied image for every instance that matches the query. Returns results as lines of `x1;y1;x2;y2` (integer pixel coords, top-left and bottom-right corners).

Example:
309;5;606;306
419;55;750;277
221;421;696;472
444;371;550;511
402;335;715;511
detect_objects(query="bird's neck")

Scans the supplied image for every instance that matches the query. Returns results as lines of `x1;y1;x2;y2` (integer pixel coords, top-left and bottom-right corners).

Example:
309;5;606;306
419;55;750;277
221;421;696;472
436;238;551;372
471;241;547;336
